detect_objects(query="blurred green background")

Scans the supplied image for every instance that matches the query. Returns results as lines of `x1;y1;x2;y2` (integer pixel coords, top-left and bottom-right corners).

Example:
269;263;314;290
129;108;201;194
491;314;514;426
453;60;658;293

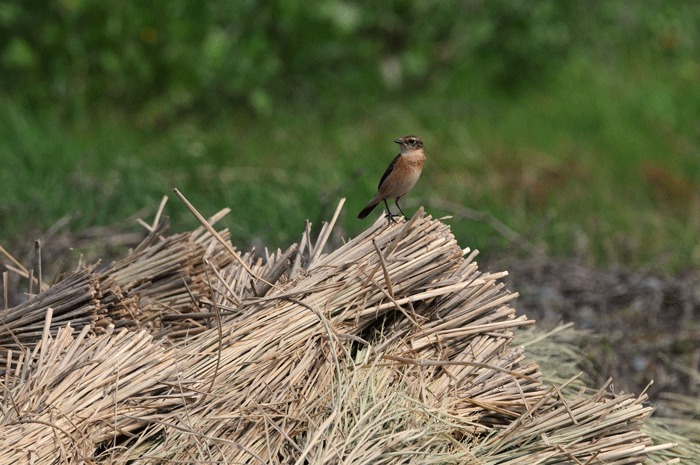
1;0;699;271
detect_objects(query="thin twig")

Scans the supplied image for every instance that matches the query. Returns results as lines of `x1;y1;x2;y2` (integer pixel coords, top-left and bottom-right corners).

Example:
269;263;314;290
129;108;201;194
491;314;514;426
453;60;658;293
203;262;223;399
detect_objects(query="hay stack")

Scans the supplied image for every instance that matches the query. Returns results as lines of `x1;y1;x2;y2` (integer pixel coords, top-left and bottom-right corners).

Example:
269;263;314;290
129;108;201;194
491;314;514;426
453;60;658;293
0;210;235;363
0;200;673;463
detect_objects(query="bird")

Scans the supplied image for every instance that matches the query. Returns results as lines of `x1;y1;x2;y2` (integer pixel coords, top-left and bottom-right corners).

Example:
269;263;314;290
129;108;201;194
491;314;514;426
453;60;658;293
357;135;425;224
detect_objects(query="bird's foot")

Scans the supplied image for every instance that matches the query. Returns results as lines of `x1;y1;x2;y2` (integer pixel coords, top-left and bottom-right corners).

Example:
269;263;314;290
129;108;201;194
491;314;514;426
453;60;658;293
384;212;401;225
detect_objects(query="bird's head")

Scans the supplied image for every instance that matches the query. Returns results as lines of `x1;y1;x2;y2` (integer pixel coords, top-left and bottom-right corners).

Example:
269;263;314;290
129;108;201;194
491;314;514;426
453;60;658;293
395;135;424;154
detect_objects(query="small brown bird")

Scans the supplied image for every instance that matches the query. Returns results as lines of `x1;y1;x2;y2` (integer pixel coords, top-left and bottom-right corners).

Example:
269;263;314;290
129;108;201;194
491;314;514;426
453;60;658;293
358;135;425;224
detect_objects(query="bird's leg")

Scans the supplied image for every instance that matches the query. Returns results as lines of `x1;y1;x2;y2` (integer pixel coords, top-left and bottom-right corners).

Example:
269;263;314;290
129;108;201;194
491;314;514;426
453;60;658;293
395;198;407;218
383;199;399;224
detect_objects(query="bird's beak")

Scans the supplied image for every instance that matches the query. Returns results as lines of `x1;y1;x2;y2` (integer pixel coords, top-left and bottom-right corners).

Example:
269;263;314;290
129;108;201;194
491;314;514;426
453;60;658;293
394;139;402;144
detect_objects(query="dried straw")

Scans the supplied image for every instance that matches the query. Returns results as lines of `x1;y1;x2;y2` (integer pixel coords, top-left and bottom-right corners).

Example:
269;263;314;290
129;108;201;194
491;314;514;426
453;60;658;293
0;213;236;370
0;199;676;464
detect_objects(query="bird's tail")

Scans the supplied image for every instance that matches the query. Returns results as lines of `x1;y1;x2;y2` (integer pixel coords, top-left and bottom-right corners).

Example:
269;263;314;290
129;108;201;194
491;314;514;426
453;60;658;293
357;201;379;219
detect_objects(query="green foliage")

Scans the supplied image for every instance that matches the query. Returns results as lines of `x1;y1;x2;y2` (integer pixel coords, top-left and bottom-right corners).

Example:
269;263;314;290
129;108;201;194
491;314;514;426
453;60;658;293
1;0;583;117
1;0;699;271
0;102;164;237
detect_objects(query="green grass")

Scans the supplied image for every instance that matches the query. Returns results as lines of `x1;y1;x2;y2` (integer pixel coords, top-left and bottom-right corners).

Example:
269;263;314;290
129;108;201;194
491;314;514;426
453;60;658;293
2;44;699;272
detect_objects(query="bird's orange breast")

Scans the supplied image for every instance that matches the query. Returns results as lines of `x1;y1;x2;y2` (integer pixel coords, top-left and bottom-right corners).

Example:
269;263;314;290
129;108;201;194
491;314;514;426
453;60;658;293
377;154;424;199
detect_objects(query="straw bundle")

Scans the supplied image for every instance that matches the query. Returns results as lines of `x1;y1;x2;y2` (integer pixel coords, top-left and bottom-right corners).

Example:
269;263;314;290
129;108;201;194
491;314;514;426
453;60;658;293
0;200;673;463
0;212;235;369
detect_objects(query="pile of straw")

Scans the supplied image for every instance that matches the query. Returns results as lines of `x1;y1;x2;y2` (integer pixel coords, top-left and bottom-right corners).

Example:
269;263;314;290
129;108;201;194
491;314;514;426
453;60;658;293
0;209;235;361
0;198;675;463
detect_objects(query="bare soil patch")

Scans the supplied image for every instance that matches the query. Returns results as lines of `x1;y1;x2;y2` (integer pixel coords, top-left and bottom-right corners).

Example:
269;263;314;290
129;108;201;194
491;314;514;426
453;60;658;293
488;253;700;410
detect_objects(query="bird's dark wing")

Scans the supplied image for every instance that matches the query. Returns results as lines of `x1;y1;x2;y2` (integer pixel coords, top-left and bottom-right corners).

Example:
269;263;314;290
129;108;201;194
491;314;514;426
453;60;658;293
378;153;401;189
